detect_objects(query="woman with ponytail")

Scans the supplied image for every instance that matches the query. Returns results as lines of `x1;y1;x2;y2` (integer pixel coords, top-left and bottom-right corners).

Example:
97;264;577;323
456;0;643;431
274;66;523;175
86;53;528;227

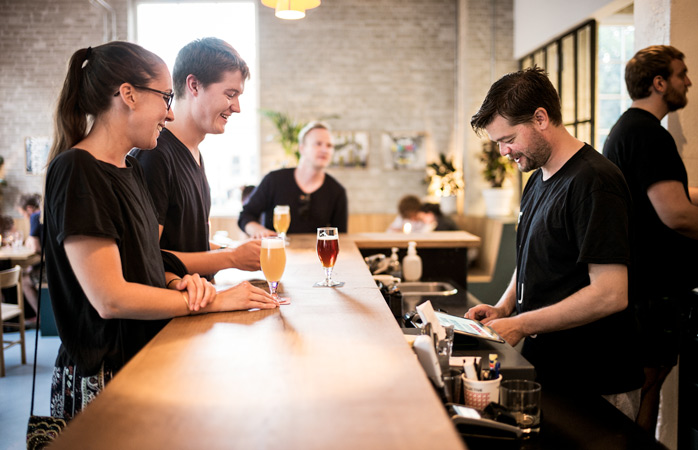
45;42;277;421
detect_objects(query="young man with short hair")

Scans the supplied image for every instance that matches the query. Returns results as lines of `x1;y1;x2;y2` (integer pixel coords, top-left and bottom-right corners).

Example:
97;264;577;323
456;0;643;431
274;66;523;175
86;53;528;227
132;38;260;279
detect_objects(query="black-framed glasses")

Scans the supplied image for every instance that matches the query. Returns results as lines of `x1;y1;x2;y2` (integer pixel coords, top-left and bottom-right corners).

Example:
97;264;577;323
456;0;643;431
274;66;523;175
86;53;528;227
113;85;174;111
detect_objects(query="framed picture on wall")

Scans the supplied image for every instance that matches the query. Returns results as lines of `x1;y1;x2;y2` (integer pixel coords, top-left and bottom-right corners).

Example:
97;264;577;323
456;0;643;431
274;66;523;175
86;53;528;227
331;131;368;168
381;132;426;170
25;136;50;175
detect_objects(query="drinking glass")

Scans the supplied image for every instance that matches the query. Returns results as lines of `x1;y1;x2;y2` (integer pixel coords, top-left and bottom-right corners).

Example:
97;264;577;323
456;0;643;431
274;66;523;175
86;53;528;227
260;236;288;303
314;227;344;287
499;379;542;433
273;205;291;242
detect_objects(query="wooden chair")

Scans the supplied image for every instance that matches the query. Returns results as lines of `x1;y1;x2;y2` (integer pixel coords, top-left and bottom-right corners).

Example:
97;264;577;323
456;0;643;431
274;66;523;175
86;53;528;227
1;265;26;377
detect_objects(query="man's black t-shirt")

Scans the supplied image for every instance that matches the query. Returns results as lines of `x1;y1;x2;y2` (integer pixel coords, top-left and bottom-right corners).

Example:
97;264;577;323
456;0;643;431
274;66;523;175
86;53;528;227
238;168;348;234
603;108;698;296
517;145;643;395
131;128;212;254
45;149;169;376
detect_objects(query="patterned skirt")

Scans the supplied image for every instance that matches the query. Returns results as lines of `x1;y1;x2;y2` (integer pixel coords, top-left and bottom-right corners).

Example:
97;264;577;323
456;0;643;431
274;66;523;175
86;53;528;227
50;363;114;421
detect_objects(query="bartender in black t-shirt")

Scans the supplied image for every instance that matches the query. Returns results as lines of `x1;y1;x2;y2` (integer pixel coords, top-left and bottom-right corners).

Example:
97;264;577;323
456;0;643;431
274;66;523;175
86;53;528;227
466;67;643;420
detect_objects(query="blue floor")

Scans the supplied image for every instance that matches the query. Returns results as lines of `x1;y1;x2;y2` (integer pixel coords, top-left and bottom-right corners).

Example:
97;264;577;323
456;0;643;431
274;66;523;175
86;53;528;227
0;330;60;450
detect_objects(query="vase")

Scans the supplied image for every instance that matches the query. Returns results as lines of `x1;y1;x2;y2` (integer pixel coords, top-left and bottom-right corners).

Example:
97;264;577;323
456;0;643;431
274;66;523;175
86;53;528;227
439;195;457;215
482;188;514;217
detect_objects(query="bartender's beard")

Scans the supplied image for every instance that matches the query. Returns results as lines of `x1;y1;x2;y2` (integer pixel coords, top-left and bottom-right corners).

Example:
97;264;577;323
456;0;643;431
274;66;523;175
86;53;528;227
512;128;552;173
665;83;688;112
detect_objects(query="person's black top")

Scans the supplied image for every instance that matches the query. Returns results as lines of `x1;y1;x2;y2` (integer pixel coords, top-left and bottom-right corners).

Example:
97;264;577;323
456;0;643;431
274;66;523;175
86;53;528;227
131;128;212;254
238;168;348;234
44;149;169;376
603;108;698;296
516;145;643;395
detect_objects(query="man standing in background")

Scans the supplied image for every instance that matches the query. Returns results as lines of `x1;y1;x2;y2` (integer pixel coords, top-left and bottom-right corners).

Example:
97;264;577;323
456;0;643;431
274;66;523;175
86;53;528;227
603;44;698;435
132;38;260;279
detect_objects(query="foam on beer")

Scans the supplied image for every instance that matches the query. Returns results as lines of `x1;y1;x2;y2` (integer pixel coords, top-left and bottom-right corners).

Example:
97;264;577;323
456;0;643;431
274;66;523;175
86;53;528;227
262;238;285;248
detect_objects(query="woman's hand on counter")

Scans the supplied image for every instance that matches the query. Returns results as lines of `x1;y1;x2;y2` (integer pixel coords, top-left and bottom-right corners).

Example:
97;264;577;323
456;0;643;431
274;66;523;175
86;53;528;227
170;274;217;312
216;280;279;311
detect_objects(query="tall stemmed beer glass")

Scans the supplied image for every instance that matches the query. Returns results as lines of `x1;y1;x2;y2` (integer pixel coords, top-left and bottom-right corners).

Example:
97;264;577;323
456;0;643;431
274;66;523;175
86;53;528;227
260;237;287;303
273;205;291;242
315;227;343;287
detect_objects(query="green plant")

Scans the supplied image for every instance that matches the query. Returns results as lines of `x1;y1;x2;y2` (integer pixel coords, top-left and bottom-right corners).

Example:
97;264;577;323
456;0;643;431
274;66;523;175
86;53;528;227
426;154;464;197
260;109;305;162
480;140;514;188
260;110;340;163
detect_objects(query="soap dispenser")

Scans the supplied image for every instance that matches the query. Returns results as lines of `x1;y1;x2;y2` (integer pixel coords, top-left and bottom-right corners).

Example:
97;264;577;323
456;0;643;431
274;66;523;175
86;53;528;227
402;241;422;281
388;247;402;279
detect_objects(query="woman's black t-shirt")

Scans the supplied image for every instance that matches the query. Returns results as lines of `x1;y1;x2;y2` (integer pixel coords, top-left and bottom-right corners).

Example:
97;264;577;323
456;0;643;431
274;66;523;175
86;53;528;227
44;149;169;376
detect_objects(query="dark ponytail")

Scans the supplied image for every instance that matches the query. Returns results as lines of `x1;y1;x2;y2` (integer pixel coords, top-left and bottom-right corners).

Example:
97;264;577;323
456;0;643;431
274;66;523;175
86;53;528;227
49;41;165;164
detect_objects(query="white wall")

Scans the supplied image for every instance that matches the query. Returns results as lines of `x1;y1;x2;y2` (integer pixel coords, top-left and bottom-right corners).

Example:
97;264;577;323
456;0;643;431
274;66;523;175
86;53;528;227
513;0;633;57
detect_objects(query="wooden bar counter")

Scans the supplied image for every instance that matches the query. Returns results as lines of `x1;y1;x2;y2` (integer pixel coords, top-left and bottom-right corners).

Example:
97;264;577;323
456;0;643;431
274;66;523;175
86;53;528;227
50;235;465;449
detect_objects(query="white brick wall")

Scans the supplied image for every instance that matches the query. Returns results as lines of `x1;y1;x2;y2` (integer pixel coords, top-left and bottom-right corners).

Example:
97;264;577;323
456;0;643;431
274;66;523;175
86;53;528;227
0;0;514;217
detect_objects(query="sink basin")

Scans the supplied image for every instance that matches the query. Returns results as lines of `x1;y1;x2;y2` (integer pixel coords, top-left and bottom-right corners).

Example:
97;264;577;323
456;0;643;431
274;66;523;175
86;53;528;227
398;281;457;296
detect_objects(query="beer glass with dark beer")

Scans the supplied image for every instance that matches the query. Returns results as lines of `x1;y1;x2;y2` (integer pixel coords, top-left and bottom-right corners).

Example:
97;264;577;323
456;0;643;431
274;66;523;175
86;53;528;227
260;236;286;301
315;227;343;287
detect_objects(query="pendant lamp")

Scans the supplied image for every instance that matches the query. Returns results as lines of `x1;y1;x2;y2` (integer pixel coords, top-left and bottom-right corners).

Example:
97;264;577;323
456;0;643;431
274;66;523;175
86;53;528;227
261;0;321;20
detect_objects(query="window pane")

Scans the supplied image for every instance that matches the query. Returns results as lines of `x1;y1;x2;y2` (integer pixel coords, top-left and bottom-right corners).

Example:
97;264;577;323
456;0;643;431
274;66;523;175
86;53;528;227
561;35;575;124
598;27;622;61
622;26;636;60
547;43;559;91
598;98;621;129
577;122;591;144
577;25;591;121
522;56;534;70
595;24;634;149
599;64;622;94
534;49;546;70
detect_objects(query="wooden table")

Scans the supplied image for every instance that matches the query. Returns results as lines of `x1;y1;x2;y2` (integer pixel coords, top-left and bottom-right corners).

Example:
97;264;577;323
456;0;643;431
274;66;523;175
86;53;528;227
0;246;37;263
50;235;466;449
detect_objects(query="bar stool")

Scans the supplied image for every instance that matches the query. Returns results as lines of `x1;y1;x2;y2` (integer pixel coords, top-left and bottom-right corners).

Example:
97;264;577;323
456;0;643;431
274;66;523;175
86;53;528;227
1;265;26;377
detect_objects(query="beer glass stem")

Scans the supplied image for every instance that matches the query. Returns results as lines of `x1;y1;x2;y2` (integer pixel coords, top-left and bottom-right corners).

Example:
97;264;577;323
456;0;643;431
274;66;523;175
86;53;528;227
268;280;280;299
323;267;334;285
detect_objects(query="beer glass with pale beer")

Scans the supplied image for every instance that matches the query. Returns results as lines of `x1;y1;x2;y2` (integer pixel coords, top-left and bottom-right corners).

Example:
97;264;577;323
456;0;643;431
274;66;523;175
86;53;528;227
315;227;343;287
273;205;291;242
260;237;286;302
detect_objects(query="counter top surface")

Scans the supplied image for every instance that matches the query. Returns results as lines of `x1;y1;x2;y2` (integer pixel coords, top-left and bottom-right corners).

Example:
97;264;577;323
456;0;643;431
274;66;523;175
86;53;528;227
50;235;465;450
349;231;481;249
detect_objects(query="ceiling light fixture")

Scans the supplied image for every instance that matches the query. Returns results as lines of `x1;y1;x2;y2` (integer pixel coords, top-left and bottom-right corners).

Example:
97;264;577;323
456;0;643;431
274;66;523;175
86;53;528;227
261;0;320;20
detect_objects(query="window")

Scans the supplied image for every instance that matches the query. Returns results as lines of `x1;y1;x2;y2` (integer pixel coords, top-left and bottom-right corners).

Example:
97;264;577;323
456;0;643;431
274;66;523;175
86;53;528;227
135;1;259;216
521;21;596;146
597;24;634;149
